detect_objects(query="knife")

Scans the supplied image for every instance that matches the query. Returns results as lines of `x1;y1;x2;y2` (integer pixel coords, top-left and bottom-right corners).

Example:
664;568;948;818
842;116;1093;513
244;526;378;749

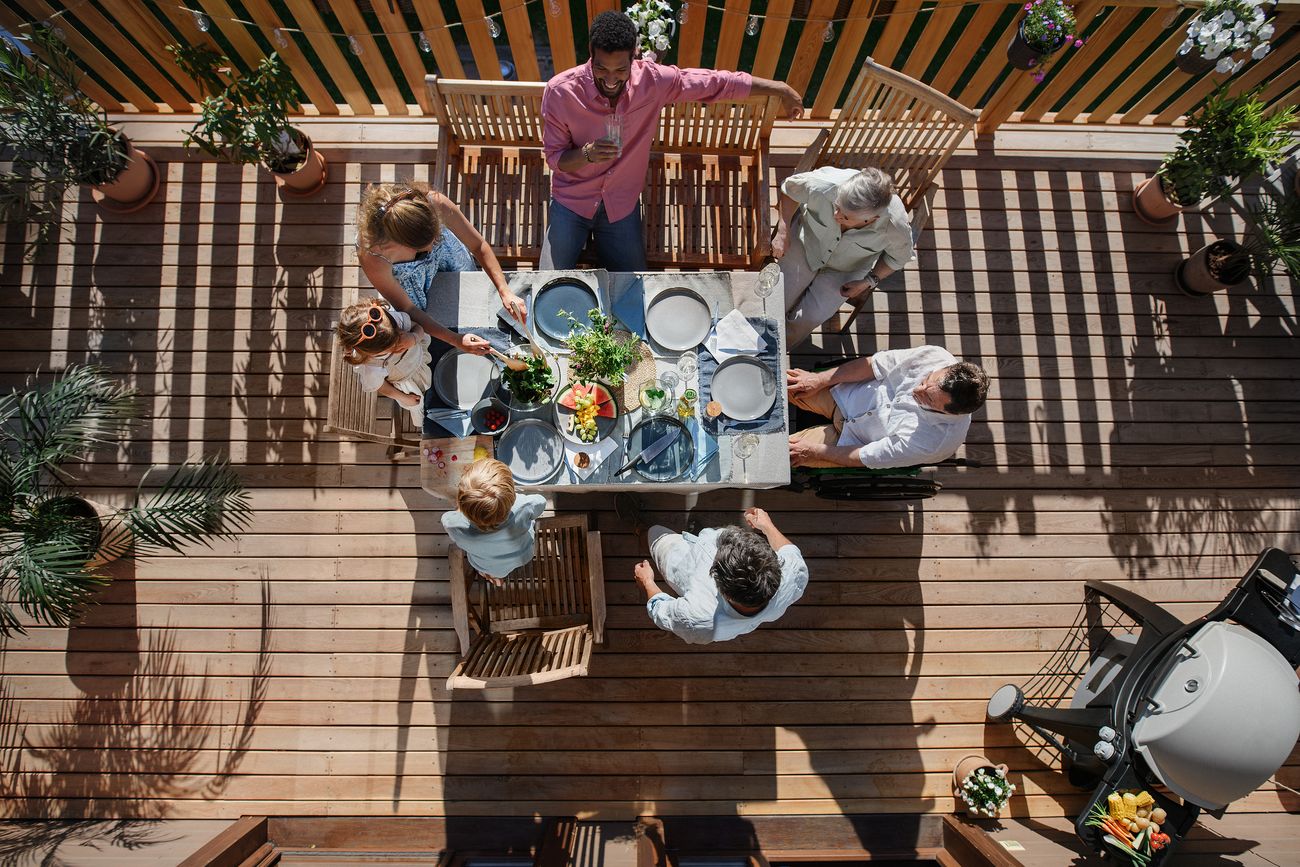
616;425;683;475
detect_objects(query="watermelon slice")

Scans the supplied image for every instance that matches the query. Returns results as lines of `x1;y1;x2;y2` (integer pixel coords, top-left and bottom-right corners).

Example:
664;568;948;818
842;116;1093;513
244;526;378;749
595;400;616;419
558;383;588;410
590;383;614;407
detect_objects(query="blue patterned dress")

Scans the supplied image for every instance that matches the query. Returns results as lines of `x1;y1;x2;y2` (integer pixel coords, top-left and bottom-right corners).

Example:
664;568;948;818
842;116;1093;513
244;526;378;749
370;230;477;310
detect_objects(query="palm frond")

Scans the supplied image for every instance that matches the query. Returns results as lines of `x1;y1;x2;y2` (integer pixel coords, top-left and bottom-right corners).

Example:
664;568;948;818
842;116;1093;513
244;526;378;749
124;457;253;555
1;538;106;635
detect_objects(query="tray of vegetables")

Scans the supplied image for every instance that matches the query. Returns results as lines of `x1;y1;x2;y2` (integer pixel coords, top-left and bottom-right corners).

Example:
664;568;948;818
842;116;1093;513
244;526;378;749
500;347;561;411
1085;788;1172;866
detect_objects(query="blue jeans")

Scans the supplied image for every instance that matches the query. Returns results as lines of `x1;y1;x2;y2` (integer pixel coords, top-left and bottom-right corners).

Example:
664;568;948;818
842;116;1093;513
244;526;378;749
540;198;647;272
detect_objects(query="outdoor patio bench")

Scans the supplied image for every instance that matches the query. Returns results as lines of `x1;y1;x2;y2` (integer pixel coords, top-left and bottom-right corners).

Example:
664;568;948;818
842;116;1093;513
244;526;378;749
427;76;778;269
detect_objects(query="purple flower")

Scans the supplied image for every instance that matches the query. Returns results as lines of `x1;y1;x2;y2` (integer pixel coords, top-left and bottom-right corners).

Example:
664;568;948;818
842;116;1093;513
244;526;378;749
1032;71;1046;82
1046;21;1054;28
1074;38;1084;46
1025;2;1032;7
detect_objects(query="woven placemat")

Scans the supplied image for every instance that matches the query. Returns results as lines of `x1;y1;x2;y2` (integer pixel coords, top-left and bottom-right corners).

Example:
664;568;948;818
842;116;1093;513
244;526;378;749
612;338;657;409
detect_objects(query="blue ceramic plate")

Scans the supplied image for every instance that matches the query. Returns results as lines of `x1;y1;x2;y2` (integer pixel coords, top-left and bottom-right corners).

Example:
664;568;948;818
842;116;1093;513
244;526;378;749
625;416;695;483
533;278;599;343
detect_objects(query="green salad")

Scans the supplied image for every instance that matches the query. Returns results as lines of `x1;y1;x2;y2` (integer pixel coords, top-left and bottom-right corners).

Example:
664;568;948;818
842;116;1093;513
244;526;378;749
502;353;555;405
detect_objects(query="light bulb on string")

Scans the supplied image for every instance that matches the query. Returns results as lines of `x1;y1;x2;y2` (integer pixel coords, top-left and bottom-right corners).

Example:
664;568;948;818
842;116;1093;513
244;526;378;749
746;15;759;36
192;9;211;32
418;32;432;53
348;35;363;55
823;21;834;42
548;0;562;17
272;27;289;49
678;3;688;25
485;16;501;38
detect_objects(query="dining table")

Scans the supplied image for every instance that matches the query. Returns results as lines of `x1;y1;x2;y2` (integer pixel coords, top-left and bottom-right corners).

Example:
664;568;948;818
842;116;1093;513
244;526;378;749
418;268;791;497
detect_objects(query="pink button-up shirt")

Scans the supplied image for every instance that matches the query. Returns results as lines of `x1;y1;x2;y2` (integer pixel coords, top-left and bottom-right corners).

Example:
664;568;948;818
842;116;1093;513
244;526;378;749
542;60;752;222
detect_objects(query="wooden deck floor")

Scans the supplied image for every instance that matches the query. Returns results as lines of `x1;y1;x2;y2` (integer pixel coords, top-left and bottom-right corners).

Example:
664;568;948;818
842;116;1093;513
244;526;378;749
1;118;1297;833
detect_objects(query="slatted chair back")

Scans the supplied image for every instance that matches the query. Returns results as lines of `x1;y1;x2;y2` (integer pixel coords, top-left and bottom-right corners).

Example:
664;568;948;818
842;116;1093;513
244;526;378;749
324;288;420;457
654;96;777;155
426;76;547;152
447;514;606;690
799;57;977;210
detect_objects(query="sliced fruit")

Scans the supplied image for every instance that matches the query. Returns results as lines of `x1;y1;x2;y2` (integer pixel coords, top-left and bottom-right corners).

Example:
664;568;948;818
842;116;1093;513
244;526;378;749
595;401;616;419
558;386;578;410
590;383;614;406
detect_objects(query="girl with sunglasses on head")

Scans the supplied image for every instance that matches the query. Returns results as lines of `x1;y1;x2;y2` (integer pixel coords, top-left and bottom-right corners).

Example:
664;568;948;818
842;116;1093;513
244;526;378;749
335;298;433;427
357;181;526;356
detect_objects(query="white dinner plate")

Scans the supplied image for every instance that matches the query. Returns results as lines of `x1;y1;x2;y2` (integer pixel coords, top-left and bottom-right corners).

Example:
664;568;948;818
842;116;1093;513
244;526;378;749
495;419;564;485
645;287;712;351
710;355;777;421
432;350;500;410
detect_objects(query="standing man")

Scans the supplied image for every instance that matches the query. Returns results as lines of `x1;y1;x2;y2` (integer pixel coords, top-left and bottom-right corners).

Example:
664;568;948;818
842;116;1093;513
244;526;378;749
541;11;804;271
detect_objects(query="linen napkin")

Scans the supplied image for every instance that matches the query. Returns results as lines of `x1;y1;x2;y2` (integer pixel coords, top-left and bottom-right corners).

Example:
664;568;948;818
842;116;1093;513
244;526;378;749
706;309;766;361
612;276;647;338
562;436;622;480
687;416;719;481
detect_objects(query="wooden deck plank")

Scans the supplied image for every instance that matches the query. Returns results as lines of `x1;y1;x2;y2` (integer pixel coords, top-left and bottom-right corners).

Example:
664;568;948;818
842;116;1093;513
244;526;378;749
0;122;1296;838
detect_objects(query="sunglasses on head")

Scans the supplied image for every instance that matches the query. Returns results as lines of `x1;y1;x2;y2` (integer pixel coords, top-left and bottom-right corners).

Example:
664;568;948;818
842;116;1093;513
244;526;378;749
377;189;421;216
361;305;389;339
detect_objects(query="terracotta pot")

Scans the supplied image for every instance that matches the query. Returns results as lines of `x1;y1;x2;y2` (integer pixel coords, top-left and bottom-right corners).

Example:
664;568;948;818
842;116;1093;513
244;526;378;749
270;132;328;196
1006;19;1065;71
1133;175;1184;225
1174;48;1216;75
67;496;132;569
91;135;160;214
1175;240;1249;297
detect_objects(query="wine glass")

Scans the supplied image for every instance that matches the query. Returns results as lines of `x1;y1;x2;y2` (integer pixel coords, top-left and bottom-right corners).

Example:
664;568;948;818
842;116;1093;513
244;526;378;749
756;260;780;314
732;432;759;480
676;352;698;381
658;369;680;394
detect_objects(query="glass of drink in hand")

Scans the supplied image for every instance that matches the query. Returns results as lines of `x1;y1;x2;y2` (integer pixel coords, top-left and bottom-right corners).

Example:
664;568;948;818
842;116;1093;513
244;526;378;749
604;114;623;156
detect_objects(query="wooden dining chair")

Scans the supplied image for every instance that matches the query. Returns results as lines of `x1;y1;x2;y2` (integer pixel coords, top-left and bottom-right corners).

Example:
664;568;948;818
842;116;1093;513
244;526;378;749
447;514;606;690
792;57;978;331
324;288;421;459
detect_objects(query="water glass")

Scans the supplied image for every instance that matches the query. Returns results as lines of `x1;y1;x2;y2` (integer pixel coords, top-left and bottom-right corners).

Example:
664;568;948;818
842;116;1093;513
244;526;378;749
676;353;698;381
604;114;623;153
732;432;759;460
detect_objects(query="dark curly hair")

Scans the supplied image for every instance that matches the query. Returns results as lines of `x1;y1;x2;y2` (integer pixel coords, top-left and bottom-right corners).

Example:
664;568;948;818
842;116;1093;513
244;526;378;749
940;361;990;415
589;11;637;56
711;527;782;610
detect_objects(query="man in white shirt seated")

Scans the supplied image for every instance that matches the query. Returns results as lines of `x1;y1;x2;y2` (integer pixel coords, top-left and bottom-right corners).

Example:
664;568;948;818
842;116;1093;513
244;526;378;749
786;345;989;469
632;508;808;645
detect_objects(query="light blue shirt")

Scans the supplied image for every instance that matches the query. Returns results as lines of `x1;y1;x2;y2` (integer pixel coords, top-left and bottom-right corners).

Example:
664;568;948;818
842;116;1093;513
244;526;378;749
646;528;809;644
441;494;547;579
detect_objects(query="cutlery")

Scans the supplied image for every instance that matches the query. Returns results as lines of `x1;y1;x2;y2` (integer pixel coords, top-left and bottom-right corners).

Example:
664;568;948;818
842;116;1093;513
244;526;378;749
486;345;529;372
616;426;683;475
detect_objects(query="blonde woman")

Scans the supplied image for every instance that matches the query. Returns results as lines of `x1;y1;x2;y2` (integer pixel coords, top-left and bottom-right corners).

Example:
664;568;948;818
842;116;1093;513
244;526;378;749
357;181;527;354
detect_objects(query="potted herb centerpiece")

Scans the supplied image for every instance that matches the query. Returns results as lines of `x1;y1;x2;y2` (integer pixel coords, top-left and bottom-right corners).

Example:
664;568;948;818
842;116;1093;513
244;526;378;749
1175;0;1276;75
1007;0;1085;80
0;25;160;253
559;308;643;385
0;366;253;636
954;755;1016;818
1176;192;1300;296
1133;89;1296;224
169;45;327;195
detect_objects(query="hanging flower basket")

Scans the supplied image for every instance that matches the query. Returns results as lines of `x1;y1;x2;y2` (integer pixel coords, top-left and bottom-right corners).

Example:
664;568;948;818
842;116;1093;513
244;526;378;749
1007;0;1085;81
1177;0;1276;77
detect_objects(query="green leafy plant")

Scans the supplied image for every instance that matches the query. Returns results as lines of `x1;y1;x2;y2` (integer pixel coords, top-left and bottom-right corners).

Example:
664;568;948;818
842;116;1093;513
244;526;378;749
0;366;253;636
169;45;305;172
1020;0;1085;80
559;308;642;384
1211;192;1300;284
501;353;556;405
957;766;1015;817
1158;88;1297;206
0;25;129;255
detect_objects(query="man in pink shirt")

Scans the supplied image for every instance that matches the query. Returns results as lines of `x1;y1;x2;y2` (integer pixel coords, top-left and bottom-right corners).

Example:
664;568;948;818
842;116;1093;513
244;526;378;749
540;11;804;271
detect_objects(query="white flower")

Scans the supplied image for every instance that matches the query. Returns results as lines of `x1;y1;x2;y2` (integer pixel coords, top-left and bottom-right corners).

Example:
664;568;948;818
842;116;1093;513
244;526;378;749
643;50;657;63
647;19;664;37
1188;20;1201;36
1252;42;1271;58
1201;20;1220;36
1216;11;1234;26
654;33;669;50
1258;22;1274;38
1233;58;1245;72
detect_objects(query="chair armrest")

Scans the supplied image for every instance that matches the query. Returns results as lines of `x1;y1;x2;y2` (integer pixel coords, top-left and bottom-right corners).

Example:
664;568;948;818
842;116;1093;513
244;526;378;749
910;184;938;243
448;547;472;655
793;128;830;175
587;530;606;645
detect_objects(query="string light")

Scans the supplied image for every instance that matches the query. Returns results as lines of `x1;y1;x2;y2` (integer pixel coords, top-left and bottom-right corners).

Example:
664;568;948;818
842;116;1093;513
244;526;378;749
746;15;759;36
272;27;288;48
192;8;210;32
418;32;432;53
548;0;561;16
823;20;835;42
678;4;689;25
485;16;501;38
348;35;362;55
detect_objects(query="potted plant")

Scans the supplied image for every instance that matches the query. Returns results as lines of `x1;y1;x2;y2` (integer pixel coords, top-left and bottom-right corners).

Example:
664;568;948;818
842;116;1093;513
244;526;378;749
1133;88;1297;224
559;307;643;385
0;366;253;636
954;755;1016;818
1007;0;1085;80
169;45;327;195
0;25;160;253
1175;0;1276;75
1176;192;1300;295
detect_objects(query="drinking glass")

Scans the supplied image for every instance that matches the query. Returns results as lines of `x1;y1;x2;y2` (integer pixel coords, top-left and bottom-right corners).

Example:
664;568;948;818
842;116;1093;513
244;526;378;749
732;432;760;479
756;261;780;314
676;352;698;381
658;370;680;394
603;114;623;155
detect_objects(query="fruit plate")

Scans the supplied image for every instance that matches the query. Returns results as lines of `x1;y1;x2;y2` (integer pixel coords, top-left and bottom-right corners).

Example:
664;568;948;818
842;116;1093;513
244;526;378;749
553;380;620;445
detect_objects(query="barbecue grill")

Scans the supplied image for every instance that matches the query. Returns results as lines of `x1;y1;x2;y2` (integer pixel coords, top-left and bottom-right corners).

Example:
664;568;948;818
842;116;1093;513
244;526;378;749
986;548;1300;863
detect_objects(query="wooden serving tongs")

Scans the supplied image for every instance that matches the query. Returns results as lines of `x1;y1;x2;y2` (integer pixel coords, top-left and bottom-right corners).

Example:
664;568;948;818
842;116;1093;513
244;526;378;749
487;345;530;372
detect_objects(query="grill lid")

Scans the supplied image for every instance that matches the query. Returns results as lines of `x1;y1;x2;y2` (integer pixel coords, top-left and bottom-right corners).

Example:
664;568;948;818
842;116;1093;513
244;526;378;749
1132;622;1300;811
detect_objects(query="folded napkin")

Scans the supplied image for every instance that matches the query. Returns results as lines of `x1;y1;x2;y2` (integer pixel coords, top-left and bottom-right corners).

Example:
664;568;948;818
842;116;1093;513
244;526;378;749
424;409;474;438
562;436;622;480
612;277;647;338
706;309;766;361
687;417;719;481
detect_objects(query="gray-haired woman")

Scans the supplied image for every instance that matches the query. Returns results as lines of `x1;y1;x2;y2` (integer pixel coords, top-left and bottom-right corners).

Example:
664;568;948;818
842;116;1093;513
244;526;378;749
772;166;914;346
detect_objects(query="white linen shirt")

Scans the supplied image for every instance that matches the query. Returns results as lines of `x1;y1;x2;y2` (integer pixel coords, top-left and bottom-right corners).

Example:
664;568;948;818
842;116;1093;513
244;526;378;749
646;528;809;644
830;345;972;469
780;166;914;274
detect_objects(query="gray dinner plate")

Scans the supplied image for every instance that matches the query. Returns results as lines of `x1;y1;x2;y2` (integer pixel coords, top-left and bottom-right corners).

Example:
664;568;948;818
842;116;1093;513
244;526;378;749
432;350;500;410
495;419;564;485
625;416;694;483
533;278;599;342
710;355;777;421
645;286;711;351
